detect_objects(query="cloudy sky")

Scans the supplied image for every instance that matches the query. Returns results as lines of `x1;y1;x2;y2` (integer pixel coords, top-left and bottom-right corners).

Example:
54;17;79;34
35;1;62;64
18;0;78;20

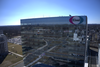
0;0;100;26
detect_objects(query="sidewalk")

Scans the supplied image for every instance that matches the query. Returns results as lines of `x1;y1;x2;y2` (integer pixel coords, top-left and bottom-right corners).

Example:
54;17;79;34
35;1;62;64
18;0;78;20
26;57;42;67
9;51;23;57
8;60;23;67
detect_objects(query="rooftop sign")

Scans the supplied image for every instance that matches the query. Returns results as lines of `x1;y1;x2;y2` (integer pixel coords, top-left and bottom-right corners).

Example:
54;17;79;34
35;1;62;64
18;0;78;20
69;16;84;25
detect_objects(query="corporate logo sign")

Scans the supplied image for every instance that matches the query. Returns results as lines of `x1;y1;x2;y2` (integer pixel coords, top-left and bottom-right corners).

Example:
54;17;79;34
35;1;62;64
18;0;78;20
69;16;83;25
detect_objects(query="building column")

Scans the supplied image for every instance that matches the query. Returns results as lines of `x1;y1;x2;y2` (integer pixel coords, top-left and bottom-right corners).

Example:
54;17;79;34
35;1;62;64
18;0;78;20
98;44;100;67
84;36;89;67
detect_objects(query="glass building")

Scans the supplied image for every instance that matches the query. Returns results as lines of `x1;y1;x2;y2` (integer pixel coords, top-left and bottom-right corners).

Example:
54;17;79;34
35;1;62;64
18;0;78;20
0;30;8;56
0;30;8;64
21;16;87;67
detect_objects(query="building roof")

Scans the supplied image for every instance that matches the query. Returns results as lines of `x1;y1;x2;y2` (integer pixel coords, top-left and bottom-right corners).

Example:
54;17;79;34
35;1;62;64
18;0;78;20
21;16;86;25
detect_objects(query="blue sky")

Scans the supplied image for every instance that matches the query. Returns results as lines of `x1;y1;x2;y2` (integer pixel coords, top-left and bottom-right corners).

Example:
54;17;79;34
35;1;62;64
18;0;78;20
0;0;100;26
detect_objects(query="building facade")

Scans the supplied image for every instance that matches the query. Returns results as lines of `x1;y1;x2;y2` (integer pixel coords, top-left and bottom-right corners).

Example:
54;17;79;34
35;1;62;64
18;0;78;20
0;31;8;56
21;16;87;67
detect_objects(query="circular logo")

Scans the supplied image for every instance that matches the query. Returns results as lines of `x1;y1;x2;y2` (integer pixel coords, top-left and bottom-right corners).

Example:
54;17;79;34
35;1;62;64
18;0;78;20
69;16;83;25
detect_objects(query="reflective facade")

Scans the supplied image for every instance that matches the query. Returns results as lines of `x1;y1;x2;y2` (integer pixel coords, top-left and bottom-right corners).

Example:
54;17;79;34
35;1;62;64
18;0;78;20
0;33;8;56
21;16;87;67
